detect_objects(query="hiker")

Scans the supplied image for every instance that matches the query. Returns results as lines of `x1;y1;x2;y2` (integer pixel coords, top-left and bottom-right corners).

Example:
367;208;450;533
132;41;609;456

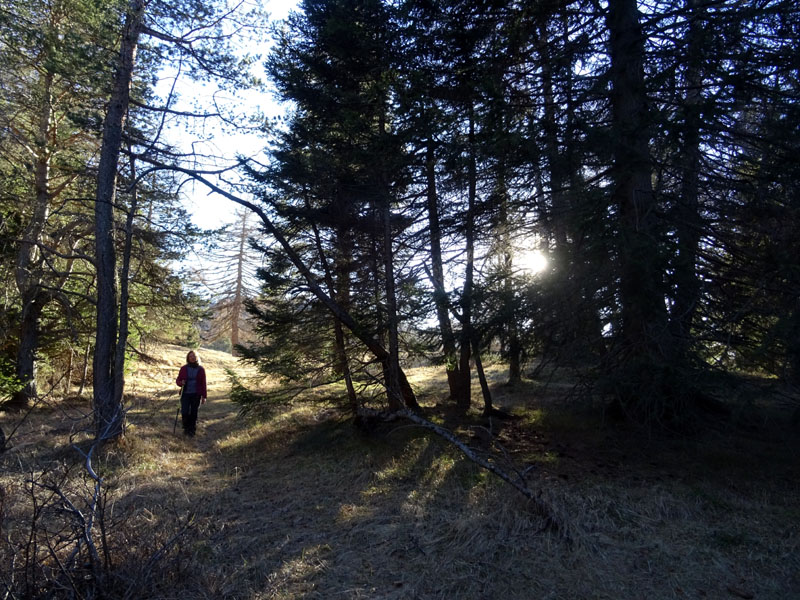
176;350;207;436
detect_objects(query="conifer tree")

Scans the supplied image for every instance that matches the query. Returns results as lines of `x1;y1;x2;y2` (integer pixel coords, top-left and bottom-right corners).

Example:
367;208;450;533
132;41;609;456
244;0;422;412
0;0;117;408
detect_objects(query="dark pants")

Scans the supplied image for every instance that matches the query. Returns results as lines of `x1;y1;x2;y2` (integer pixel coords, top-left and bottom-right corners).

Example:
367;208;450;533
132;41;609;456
181;393;202;435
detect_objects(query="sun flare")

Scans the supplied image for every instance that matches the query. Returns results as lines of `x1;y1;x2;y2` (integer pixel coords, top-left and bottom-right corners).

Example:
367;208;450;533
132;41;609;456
517;249;549;274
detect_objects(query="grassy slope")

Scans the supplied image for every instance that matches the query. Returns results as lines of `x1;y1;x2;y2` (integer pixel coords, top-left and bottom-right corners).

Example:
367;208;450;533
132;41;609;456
1;345;799;599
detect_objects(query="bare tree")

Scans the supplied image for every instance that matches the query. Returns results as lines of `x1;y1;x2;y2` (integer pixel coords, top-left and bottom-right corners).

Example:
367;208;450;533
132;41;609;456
194;209;261;354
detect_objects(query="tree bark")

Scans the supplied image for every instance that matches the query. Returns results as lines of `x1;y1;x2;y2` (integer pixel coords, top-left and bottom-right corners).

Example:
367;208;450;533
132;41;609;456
93;0;146;439
309;205;360;415
379;111;404;411
230;211;248;355
113;150;139;409
78;341;91;397
333;224;359;414
495;171;522;384
472;337;494;416
12;294;44;408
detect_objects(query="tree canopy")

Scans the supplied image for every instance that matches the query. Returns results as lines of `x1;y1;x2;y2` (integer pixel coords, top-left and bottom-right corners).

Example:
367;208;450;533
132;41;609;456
0;0;798;429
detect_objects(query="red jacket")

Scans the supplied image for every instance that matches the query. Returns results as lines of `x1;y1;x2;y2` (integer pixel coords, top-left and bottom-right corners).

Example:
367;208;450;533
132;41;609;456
176;364;207;399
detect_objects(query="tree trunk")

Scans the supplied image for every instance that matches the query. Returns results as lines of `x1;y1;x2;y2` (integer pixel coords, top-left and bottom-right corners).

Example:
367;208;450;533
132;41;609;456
495;171;522;384
539;20;569;254
64;346;74;396
669;0;705;363
379;147;404;409
11;294;44;407
78;341;91;397
456;106;478;412
309;204;360;415
10;71;54;409
425;141;468;403
230;212;248;355
606;0;680;422
94;0;145;440
473;337;494;416
113;151;139;410
539;15;604;359
333;224;359;414
607;0;669;358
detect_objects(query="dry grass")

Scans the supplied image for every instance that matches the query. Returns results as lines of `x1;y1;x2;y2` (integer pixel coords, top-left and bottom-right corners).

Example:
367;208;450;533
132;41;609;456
1;345;799;599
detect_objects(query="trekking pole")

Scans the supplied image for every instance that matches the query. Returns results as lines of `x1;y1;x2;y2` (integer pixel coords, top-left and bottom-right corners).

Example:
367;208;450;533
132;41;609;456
173;384;184;434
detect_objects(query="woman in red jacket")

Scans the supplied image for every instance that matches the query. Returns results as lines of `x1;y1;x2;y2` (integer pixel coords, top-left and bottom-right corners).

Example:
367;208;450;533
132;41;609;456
176;350;207;436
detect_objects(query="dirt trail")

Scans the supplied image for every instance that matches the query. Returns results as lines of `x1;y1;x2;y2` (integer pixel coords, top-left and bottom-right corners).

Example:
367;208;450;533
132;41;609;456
130;344;253;487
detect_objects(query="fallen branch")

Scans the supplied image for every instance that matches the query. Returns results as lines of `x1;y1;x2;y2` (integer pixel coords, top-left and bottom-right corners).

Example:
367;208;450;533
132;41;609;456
358;407;567;536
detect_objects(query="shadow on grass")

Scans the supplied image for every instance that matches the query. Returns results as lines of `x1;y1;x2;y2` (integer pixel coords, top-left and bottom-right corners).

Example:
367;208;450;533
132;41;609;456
3;362;800;599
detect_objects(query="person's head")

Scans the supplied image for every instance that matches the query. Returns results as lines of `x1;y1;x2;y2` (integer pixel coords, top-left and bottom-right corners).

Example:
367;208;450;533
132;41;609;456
186;350;200;365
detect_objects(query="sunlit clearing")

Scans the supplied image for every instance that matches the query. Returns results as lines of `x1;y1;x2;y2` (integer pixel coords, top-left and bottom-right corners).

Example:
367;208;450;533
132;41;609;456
517;250;549;274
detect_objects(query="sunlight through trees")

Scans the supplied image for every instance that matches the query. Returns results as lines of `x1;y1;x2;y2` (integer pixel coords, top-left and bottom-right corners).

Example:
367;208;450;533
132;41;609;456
1;0;798;428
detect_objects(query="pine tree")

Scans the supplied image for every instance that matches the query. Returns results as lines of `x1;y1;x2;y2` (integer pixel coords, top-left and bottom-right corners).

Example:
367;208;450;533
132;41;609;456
246;0;421;411
0;0;117;408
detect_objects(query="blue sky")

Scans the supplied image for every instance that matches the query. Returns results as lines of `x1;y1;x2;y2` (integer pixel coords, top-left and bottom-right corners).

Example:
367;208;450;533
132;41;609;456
160;0;299;232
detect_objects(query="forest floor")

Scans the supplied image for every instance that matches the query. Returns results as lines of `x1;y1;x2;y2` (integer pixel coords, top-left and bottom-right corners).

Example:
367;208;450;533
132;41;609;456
1;344;799;599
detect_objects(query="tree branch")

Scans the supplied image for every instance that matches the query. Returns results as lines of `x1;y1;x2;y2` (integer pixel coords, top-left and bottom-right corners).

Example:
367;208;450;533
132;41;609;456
358;407;567;535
